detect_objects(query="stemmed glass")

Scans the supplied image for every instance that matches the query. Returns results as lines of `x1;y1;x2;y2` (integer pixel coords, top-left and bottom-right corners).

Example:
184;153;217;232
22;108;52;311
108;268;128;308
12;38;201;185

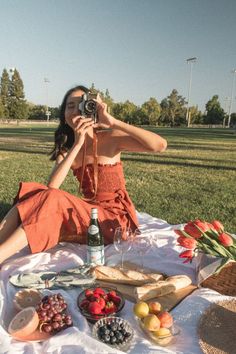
113;227;133;270
134;232;153;271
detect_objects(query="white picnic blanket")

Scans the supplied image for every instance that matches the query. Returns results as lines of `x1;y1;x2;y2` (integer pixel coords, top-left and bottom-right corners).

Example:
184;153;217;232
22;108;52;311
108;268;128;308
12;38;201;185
0;211;234;354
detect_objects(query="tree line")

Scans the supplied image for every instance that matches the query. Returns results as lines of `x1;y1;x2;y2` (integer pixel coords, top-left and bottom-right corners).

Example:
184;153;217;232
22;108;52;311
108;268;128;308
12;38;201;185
0;68;235;126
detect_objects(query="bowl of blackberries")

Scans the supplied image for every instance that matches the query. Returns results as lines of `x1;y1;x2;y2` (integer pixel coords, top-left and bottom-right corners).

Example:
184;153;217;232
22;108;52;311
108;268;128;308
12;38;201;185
92;316;134;351
77;286;125;323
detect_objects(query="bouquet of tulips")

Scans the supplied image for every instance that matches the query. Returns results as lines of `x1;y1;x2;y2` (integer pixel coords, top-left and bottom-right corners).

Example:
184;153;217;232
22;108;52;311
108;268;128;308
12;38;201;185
174;219;236;274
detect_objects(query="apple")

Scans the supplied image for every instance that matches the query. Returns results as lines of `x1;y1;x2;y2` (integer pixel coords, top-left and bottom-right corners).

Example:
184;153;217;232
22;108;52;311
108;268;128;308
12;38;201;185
157;311;173;328
148;301;162;315
133;301;149;319
143;314;161;331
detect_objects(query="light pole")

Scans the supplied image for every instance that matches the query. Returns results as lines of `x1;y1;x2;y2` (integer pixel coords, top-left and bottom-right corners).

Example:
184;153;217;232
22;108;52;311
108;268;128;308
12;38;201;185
223;97;230;128
186;57;197;127
227;69;236;128
44;78;51;121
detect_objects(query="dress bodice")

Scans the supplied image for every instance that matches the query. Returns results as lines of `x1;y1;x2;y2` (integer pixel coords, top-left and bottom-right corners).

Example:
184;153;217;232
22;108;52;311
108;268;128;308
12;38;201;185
73;162;126;200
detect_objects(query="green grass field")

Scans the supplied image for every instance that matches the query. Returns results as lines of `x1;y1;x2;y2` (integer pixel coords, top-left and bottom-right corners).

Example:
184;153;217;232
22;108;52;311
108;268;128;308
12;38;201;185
0;124;235;232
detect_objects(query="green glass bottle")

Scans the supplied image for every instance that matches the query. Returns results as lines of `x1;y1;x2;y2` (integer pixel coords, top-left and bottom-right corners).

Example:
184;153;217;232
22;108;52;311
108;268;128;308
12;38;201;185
87;208;105;265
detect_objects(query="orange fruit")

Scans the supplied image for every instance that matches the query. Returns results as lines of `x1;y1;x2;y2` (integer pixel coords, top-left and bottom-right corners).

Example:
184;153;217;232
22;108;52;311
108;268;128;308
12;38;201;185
13;289;42;311
8;307;39;340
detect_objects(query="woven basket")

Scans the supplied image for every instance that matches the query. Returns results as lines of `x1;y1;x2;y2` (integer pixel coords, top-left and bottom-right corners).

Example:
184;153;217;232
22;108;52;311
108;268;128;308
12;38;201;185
200;261;236;296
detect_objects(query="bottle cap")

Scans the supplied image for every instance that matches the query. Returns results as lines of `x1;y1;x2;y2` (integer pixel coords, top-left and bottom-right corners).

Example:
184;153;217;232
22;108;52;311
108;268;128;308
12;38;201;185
91;208;98;218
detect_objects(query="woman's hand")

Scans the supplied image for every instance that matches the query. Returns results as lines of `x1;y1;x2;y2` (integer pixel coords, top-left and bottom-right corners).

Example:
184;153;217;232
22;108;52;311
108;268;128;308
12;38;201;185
94;95;116;129
72;116;95;145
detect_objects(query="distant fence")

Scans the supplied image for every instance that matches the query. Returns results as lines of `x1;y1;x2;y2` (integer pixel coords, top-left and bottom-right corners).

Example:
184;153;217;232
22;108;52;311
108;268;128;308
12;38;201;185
0;119;58;125
0;119;233;129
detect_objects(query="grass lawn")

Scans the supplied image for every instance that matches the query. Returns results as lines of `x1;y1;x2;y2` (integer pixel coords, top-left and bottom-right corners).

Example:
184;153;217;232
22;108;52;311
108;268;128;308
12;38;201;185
0;124;235;233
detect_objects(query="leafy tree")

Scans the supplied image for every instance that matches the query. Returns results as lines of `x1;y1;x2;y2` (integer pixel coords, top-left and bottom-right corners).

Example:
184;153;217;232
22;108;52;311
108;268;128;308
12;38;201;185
204;95;224;125
0;96;4;118
189;106;203;124
8;69;28;119
112;100;137;123
0;68;10;118
28;105;47;120
229;112;236;127
141;97;161;125
160;90;186;126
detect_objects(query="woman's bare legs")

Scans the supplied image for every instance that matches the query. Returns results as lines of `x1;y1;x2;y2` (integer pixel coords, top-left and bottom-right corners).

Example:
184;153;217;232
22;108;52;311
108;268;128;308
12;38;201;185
0;225;29;263
0;205;21;243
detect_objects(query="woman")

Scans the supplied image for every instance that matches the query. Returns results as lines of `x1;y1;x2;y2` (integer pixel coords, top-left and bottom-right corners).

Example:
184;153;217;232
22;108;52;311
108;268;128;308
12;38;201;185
0;85;167;264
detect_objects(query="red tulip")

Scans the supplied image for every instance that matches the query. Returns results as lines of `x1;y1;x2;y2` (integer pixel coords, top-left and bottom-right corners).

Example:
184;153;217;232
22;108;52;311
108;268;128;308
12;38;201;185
218;233;233;247
193;219;210;233
179;250;195;263
174;230;185;237
211;220;224;233
177;236;197;249
184;222;202;239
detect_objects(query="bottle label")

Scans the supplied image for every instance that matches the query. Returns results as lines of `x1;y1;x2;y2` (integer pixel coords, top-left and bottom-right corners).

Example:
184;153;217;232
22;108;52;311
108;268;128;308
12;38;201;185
88;225;99;235
87;245;105;265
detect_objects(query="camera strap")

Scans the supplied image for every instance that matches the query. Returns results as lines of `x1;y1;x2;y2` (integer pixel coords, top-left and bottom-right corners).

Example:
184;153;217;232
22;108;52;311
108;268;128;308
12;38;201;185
79;132;98;201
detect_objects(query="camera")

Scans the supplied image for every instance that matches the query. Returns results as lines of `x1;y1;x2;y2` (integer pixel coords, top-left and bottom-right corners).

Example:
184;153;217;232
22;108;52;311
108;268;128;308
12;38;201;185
78;92;98;123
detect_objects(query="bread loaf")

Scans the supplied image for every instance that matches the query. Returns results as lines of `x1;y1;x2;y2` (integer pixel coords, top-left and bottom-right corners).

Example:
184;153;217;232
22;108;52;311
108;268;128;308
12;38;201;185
92;265;163;286
134;281;175;301
134;274;192;301
165;275;192;290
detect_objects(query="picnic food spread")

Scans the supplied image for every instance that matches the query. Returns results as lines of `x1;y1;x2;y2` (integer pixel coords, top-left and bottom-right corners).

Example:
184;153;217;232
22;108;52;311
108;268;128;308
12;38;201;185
7;264;192;347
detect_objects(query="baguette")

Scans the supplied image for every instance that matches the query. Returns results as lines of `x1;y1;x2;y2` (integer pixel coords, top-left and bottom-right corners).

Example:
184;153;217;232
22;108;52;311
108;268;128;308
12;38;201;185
92;265;163;286
134;275;192;301
134;281;175;301
165;275;192;291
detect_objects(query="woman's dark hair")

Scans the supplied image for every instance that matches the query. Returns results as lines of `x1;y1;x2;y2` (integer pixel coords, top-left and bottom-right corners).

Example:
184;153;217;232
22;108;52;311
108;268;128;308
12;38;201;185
50;85;89;160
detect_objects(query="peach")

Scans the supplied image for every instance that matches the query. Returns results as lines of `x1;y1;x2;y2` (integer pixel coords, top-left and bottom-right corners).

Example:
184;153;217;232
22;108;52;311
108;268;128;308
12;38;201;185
153;327;171;337
148;301;162;315
157;311;173;329
143;314;161;331
133;301;149;319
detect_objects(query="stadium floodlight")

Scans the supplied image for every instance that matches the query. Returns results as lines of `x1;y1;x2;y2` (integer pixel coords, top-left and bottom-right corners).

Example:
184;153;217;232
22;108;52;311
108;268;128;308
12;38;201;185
227;69;236;128
186;57;197;127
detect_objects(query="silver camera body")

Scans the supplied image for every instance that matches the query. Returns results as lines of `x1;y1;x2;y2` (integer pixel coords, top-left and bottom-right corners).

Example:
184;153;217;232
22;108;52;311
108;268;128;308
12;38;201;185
78;92;98;123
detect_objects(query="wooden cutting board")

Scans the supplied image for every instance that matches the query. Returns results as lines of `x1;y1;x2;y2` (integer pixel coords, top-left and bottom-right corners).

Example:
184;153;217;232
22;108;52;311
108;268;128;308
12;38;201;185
96;262;197;311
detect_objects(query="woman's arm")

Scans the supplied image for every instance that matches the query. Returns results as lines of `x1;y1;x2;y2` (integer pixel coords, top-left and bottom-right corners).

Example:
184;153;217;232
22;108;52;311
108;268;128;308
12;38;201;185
47;143;82;189
112;120;167;153
48;117;95;189
95;100;167;153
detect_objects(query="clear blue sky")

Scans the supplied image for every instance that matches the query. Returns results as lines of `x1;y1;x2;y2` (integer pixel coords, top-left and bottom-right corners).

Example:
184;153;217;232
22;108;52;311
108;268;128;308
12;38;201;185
0;0;236;112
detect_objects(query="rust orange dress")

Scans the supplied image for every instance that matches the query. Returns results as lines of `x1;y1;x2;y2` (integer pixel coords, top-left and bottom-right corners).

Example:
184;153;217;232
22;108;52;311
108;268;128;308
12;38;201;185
14;162;139;254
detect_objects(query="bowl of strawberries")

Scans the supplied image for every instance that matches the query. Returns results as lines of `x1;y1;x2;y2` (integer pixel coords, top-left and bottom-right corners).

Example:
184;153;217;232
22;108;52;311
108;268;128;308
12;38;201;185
77;286;125;323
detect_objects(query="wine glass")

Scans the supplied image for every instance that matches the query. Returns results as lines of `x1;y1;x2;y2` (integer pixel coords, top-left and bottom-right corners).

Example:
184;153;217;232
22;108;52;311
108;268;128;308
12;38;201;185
134;233;153;271
113;227;133;270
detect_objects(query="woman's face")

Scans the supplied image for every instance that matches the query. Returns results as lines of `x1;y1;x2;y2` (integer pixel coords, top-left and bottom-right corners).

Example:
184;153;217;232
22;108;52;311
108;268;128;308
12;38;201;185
64;89;85;127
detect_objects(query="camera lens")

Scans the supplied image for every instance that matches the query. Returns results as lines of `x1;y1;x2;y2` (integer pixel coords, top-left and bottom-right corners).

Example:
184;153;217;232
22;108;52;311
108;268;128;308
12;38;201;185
84;100;96;114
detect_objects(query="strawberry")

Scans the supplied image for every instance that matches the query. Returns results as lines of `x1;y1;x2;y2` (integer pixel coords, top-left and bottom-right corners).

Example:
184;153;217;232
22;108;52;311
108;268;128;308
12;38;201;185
107;290;117;298
104;301;117;315
93;287;106;296
85;289;94;298
88;293;100;302
97;297;106;310
88;301;102;315
110;295;121;306
80;299;90;310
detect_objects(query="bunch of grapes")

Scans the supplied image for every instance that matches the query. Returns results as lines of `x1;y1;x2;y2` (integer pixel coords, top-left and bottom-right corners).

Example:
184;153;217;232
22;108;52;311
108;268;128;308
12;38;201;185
36;293;73;334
